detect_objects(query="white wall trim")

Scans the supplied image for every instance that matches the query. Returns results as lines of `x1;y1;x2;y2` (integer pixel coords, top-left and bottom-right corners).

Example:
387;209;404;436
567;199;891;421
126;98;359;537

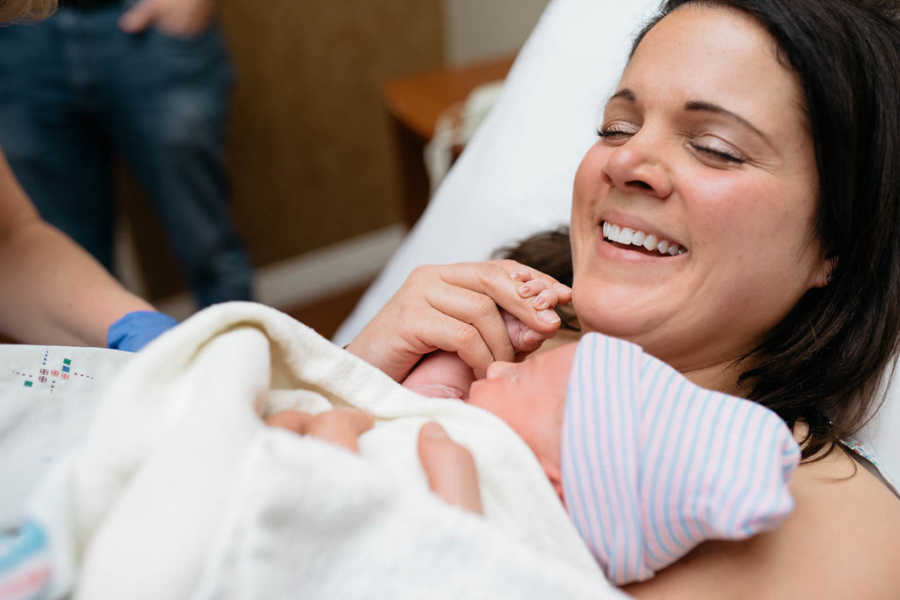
152;224;406;321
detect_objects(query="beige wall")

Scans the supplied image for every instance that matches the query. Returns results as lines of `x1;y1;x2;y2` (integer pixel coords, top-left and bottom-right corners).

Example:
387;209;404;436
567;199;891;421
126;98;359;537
443;0;549;65
126;1;549;303
126;1;444;300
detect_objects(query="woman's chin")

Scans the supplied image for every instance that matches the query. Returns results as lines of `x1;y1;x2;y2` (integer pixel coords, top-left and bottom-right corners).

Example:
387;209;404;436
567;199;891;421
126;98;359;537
571;276;678;340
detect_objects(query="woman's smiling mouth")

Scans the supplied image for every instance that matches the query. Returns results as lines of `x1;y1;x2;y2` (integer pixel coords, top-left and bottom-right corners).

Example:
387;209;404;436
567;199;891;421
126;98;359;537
602;221;687;257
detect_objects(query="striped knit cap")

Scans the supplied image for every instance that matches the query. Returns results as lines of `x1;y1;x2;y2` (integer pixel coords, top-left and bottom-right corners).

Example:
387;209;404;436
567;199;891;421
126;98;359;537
561;333;799;585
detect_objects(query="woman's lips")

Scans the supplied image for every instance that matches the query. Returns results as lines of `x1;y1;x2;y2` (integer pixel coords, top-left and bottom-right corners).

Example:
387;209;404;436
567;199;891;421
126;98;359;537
602;221;687;256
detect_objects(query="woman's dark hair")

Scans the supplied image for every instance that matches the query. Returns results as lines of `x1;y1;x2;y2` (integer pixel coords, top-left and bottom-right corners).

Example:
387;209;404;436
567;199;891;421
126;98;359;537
508;0;900;460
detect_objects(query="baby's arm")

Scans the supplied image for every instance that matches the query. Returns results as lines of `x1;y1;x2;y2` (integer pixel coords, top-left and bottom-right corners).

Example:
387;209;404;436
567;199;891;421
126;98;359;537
401;351;476;399
403;273;568;398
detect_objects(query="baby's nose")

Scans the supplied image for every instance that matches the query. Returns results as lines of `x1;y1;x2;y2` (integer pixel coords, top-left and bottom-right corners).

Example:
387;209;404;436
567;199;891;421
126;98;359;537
486;361;516;380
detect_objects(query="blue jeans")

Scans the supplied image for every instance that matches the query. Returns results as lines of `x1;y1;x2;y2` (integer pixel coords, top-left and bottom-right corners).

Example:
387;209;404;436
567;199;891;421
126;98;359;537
0;2;253;307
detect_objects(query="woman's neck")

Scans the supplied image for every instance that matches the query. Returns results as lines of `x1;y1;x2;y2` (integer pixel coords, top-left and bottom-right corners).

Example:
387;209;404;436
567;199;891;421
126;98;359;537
680;361;751;398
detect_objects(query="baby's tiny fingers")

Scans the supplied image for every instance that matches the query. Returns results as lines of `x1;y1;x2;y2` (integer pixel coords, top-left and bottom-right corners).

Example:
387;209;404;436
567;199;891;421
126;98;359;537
532;289;559;310
509;269;534;283
552;282;573;303
517;279;549;299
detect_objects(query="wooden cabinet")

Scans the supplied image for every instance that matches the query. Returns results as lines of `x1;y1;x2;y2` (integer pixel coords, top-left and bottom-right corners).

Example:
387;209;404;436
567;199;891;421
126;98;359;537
382;56;515;227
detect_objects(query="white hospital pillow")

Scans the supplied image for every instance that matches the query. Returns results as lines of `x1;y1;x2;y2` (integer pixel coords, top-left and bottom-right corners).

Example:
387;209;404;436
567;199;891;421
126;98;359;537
334;0;661;344
855;361;899;492
333;0;899;492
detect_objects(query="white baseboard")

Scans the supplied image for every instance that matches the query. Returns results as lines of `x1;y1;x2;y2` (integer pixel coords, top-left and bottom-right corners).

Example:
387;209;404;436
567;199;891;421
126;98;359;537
131;224;407;321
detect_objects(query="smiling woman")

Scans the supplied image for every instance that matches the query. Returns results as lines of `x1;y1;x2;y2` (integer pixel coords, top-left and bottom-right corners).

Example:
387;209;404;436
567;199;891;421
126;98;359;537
582;0;900;462
571;3;828;399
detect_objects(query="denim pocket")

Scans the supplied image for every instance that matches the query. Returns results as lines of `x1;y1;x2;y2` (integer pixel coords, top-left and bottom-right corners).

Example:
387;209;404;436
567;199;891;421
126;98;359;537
146;21;231;84
151;22;217;48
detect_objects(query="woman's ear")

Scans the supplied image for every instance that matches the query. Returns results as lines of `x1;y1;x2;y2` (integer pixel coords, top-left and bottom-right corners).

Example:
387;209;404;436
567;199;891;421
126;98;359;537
811;255;838;288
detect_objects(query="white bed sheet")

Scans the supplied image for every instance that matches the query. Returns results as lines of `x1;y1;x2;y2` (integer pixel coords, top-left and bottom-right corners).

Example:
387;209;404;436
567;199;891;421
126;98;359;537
0;344;133;527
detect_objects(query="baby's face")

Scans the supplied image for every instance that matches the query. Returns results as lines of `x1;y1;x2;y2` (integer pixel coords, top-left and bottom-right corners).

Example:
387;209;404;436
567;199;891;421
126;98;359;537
466;343;578;497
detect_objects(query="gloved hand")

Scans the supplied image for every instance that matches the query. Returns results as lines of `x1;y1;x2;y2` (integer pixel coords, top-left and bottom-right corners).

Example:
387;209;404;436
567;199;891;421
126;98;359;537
107;311;179;352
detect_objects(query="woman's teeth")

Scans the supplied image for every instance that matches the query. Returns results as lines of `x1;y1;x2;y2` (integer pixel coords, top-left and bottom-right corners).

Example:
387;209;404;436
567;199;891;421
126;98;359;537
602;222;686;256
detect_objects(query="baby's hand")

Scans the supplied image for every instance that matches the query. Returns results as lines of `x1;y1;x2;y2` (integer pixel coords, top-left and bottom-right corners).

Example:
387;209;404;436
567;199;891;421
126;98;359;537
506;269;571;354
403;351;475;399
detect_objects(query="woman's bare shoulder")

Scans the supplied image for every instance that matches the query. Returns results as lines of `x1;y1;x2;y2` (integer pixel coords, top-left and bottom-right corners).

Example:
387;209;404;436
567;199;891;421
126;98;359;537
625;446;900;599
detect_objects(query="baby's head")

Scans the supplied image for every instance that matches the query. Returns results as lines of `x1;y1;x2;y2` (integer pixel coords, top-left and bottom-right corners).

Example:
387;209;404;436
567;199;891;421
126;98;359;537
466;342;578;500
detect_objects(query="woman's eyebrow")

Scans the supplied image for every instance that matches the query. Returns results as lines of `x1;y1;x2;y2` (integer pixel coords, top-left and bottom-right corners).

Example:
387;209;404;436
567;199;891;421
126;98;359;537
608;90;772;145
609;88;636;102
684;101;771;145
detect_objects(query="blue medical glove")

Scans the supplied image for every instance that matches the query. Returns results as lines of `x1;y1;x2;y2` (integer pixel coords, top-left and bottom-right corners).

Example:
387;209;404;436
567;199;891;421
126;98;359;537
107;311;178;352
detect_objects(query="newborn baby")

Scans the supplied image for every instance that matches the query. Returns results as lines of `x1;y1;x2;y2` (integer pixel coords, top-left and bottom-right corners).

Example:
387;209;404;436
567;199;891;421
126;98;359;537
402;344;576;501
276;324;801;585
8;301;799;597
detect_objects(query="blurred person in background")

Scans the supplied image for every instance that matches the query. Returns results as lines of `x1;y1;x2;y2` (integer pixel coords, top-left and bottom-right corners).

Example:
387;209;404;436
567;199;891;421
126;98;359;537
0;0;178;352
0;0;254;310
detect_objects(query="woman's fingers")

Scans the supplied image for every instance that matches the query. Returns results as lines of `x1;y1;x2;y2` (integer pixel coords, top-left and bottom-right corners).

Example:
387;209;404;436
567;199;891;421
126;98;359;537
425;282;514;368
265;409;310;433
267;413;483;514
265;409;374;453
346;260;571;382
406;309;495;378
304;409;374;453
440;261;568;334
417;422;483;514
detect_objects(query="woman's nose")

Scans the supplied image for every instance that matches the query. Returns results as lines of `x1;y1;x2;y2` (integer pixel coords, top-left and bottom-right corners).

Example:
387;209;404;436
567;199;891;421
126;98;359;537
602;132;673;199
486;361;517;380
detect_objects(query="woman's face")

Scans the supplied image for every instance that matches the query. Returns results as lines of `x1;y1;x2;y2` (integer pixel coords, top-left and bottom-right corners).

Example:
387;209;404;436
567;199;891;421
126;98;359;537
569;4;829;393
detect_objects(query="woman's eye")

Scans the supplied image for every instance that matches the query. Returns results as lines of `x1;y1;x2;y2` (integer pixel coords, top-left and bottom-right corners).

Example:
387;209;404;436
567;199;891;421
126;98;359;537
693;145;744;163
597;125;635;139
691;137;746;164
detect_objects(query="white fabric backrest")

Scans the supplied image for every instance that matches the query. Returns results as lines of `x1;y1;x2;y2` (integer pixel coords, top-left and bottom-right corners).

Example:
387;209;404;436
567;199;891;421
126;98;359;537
857;362;899;489
334;0;662;344
333;0;898;490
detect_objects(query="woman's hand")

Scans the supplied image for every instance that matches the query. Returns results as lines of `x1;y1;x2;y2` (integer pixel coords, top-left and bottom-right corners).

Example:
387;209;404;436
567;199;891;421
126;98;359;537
267;410;484;514
265;408;375;453
417;422;482;513
345;260;572;381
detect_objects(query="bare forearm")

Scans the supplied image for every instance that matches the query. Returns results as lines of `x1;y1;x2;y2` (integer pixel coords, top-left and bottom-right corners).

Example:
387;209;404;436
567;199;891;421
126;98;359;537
0;218;154;346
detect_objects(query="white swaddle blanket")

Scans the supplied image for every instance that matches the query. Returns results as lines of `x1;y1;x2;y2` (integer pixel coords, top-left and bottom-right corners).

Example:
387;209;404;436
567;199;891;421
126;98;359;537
25;302;619;599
